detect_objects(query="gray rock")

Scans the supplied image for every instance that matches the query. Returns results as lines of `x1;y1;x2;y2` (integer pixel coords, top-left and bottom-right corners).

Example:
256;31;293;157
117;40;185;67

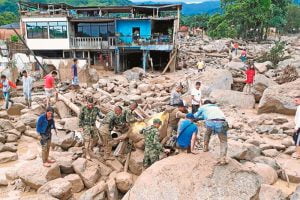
0;152;17;163
262;149;280;158
37;178;72;200
259;184;287;200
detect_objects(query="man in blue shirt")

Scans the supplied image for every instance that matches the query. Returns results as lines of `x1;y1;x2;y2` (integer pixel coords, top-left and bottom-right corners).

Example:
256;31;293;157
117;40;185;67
194;100;229;165
176;113;198;153
36;107;57;167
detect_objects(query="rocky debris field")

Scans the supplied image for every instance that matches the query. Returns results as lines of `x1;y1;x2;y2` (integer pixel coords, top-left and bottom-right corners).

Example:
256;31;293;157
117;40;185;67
0;34;300;200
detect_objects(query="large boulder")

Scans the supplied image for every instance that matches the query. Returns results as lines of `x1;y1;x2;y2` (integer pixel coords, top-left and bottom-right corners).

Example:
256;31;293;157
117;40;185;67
61;117;79;131
54;101;72;119
20;113;38;128
209;89;255;109
37;178;72;200
251;74;278;102
0;152;18;163
64;174;84;193
52;131;76;150
227;141;261;161
291;184;300;200
259;184;287;200
7;103;26;115
254;61;272;73
190;69;233;97
0;119;14;131
258;79;300;115
79;181;107;200
51;152;74;174
18;160;61;189
72;158;100;188
116;172;134;193
129;150;144;176
225;61;246;71
122;153;262;200
277;155;300;183
244;162;278;185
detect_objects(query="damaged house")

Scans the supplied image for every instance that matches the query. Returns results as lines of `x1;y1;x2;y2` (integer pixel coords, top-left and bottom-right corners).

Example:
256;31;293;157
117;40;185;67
19;1;181;73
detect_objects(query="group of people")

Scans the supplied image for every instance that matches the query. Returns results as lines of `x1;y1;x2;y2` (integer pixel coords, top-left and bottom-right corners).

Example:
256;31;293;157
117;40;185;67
1;55;299;169
168;82;230;165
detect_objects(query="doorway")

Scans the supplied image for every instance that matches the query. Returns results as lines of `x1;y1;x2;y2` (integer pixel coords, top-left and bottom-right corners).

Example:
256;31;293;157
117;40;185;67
132;27;140;42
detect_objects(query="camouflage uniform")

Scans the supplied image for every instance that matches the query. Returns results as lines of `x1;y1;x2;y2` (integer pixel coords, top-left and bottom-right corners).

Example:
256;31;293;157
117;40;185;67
140;126;163;167
100;110;130;155
79;106;103;156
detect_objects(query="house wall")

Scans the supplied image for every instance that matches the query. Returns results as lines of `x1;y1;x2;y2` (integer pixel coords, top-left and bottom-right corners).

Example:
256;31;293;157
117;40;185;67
116;19;151;44
0;29;21;40
21;17;70;50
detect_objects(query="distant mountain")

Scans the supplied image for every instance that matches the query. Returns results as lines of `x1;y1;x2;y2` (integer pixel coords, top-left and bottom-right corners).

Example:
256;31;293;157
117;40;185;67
182;1;221;15
136;1;221;15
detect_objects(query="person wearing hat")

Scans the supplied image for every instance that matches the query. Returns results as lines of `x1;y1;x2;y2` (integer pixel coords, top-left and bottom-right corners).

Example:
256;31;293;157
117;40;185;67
194;100;229;165
79;97;104;160
176;113;198;154
162;100;188;146
36;107;57;167
140;119;163;168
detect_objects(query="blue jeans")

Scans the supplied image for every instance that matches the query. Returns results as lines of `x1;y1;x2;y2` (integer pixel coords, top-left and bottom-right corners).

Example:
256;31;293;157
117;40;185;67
3;92;13;109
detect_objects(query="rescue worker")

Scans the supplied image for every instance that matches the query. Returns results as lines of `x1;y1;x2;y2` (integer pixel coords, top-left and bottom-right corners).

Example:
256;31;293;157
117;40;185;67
162;100;188;146
78;97;103;160
140;119;163;168
100;106;129;158
123;101;139;123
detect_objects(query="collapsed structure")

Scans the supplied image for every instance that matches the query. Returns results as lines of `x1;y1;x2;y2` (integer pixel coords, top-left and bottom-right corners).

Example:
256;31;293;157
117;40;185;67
18;1;181;73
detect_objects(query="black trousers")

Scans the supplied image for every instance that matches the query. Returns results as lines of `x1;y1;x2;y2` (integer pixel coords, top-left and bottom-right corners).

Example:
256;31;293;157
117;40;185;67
192;104;200;114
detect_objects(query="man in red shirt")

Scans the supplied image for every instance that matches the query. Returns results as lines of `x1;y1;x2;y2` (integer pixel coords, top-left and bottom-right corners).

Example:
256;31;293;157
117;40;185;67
44;71;58;107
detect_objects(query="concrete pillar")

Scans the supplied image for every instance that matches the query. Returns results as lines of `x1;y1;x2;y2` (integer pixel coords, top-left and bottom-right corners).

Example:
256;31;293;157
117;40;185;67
115;48;120;73
142;50;148;72
87;51;91;67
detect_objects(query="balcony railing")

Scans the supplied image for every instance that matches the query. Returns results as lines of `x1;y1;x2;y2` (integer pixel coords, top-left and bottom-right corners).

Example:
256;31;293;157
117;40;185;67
116;35;173;46
70;37;116;49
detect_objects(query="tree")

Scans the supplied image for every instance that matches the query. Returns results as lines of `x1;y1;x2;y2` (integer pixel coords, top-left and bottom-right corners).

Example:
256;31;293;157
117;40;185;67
0;12;18;26
284;4;300;33
208;14;237;39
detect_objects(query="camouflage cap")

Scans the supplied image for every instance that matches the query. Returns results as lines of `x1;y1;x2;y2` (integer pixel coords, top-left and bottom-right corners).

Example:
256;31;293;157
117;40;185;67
87;97;94;104
153;118;162;125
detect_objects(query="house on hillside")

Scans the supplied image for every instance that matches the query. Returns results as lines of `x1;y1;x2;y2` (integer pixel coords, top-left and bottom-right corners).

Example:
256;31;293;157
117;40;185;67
0;23;21;40
18;1;182;73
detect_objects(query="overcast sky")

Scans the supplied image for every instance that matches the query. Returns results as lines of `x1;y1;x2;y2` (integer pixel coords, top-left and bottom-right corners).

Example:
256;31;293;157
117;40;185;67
131;0;217;3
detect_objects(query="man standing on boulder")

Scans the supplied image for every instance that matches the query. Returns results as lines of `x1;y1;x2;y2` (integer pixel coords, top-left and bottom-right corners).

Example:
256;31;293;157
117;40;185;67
44;71;58;107
170;84;183;106
140;119;163;168
191;82;202;113
22;70;35;108
0;75;16;109
194;100;229;165
293;96;300;159
36;107;57;167
71;58;79;89
79;97;104;160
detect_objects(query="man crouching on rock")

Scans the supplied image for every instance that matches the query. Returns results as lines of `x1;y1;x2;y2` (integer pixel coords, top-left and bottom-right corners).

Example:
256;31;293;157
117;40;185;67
78;97;104;160
36;107;57;167
194;100;229;165
140;119;163;169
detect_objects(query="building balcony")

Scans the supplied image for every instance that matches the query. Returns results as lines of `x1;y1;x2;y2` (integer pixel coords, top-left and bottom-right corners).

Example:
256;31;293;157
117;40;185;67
70;36;116;49
117;35;173;47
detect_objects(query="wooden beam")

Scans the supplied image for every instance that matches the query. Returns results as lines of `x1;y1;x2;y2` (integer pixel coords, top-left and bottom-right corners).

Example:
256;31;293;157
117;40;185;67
162;49;177;74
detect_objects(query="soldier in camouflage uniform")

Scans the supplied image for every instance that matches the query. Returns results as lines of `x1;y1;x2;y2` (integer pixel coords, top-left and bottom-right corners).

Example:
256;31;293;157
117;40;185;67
140;119;163;168
100;106;128;157
79;97;103;160
123;101;139;123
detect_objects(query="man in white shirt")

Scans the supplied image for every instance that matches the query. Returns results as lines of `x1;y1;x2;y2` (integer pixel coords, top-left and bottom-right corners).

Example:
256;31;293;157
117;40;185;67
293;96;300;159
22;70;35;108
191;82;202;113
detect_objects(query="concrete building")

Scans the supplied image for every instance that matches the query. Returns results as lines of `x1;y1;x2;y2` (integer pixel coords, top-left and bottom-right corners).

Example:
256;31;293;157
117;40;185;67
19;1;181;73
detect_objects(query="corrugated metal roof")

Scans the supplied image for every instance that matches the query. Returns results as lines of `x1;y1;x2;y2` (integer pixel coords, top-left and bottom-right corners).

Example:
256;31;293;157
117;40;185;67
0;23;20;29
